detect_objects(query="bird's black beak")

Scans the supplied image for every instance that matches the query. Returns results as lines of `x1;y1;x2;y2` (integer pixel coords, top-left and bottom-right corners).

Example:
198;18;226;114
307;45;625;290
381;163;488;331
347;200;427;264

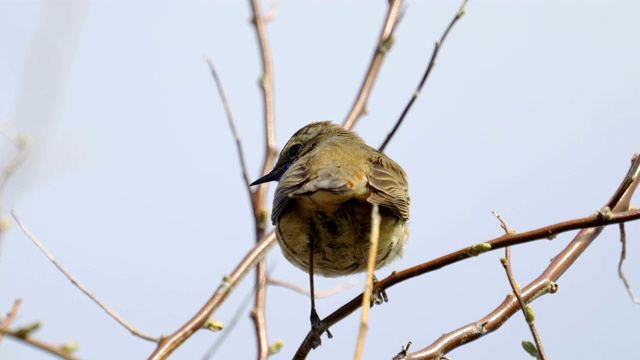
250;168;281;186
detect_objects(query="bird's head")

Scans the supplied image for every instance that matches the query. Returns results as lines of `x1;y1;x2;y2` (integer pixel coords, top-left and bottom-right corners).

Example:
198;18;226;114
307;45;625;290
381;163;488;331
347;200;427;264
250;121;354;185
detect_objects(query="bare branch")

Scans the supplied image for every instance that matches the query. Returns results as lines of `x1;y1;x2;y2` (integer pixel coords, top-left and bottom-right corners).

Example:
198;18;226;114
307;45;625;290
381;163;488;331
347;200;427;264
618;223;640;304
354;205;380;360
501;247;547;360
380;0;468;152
248;1;278;358
148;231;276;360
0;327;80;360
342;0;404;131
249;0;277;212
492;210;515;235
0;298;22;344
494;210;546;358
607;153;639;212
153;2;282;357
203;267;271;359
205;56;252;191
613;154;640;304
10;210;158;343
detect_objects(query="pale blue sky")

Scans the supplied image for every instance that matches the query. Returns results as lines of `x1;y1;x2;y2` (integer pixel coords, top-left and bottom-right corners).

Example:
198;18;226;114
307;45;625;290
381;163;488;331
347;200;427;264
1;1;639;359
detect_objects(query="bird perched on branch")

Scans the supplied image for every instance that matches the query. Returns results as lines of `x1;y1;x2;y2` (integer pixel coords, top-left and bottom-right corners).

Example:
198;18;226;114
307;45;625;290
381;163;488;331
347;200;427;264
251;121;410;347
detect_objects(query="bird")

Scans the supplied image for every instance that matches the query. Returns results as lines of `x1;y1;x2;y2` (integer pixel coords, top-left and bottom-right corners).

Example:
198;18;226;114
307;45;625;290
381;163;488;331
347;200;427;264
250;121;410;347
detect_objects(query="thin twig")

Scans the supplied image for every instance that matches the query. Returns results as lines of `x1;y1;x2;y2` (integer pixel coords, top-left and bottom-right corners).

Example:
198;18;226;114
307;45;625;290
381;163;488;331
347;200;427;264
404;156;640;359
613;154;640;304
354;205;380;360
268;277;357;299
0;327;80;360
494;211;546;359
501;249;547;360
248;1;278;358
10;210;158;343
605;153;639;212
492;210;514;235
205;56;251;190
380;0;468;152
342;0;404;131
251;259;269;360
618;223;640;303
0;298;22;344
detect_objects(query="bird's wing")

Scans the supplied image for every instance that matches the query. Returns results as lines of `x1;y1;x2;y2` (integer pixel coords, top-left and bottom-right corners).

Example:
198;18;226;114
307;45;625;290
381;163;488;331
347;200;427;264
271;162;311;224
272;161;369;223
367;162;410;221
289;164;365;196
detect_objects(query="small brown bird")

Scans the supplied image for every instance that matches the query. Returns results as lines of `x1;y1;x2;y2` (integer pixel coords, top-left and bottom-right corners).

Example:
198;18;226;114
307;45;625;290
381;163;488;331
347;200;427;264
251;121;410;346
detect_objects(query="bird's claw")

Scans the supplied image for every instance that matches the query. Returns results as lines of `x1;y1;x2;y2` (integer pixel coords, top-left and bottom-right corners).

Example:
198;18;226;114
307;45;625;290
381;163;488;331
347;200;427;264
310;308;332;349
370;281;388;307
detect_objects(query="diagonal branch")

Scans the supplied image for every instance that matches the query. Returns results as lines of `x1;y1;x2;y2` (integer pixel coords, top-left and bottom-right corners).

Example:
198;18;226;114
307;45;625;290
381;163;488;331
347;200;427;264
11;210;158;343
148;231;276;360
342;0;404;131
354;205;381;360
0;298;22;345
380;0;468;152
205;56;252;191
501;248;547;360
294;154;640;358
494;211;547;359
248;1;278;359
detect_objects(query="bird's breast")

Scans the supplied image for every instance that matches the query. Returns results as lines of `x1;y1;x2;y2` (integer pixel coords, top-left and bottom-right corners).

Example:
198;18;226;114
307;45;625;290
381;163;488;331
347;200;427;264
275;200;408;277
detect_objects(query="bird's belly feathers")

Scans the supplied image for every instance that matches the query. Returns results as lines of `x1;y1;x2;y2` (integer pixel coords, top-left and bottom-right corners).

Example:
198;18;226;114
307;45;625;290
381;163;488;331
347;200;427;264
275;197;408;277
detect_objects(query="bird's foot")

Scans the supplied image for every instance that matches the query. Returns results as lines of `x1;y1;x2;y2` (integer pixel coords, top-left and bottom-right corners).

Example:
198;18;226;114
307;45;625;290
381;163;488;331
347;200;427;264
370;280;388;307
310;308;332;349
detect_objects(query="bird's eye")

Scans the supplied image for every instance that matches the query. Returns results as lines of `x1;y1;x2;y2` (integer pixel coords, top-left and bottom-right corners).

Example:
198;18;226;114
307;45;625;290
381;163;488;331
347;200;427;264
289;144;302;158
